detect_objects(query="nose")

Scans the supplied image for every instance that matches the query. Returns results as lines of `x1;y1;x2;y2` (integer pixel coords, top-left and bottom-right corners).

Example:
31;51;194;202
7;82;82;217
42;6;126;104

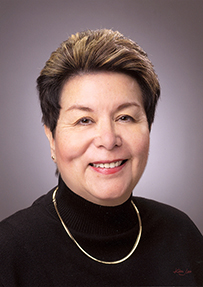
94;121;122;150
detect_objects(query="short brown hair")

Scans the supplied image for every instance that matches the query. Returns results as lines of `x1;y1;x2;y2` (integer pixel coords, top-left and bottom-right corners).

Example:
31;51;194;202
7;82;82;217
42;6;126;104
37;29;160;135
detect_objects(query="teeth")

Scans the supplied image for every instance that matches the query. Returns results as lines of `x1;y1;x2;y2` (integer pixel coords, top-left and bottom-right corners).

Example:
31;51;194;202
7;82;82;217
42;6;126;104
92;161;122;169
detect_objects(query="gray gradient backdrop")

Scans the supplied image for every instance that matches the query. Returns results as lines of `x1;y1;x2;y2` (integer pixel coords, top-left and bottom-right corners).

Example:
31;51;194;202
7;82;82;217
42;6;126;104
0;0;203;233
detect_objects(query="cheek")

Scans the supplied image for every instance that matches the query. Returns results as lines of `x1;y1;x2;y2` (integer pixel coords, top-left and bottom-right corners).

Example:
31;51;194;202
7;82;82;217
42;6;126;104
55;132;91;162
131;132;150;159
141;135;150;154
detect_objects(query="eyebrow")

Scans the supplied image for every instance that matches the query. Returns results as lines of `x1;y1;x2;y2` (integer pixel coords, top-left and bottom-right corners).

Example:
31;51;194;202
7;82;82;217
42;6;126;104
65;105;94;113
65;102;140;113
116;102;141;112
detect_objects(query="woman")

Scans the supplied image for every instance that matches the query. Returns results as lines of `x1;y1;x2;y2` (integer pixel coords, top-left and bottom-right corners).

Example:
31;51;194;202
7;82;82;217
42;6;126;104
0;29;202;286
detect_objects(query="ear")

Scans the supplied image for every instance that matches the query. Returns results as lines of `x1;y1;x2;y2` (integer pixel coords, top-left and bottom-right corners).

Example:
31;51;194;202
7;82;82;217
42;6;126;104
44;125;56;162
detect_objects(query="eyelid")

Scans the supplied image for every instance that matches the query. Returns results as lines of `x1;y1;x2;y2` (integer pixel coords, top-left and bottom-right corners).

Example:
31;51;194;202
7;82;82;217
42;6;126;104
75;116;94;126
116;114;135;122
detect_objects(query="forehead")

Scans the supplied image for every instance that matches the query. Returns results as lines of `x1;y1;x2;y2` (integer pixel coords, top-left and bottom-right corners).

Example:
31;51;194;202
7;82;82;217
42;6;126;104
60;72;143;109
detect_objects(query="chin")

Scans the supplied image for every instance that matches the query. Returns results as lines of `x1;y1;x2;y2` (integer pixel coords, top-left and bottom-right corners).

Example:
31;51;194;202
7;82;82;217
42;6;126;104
91;190;131;206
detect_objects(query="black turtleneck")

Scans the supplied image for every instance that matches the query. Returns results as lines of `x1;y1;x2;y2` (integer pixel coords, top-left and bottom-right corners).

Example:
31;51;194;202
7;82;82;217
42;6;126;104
0;177;202;286
54;177;139;262
56;176;136;235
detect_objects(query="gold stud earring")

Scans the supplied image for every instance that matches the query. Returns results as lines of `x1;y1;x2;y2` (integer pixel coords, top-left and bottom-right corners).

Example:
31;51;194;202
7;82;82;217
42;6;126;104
51;155;55;160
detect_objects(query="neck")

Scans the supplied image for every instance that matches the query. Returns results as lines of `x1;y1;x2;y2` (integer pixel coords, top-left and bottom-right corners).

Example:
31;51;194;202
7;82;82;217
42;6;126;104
55;176;137;236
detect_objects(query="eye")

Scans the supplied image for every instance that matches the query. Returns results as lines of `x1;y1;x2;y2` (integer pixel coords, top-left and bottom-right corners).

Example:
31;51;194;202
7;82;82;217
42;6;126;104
76;117;93;125
117;115;135;122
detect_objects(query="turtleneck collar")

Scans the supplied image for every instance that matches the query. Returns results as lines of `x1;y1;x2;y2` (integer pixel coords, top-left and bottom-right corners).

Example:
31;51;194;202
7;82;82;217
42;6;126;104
55;176;138;236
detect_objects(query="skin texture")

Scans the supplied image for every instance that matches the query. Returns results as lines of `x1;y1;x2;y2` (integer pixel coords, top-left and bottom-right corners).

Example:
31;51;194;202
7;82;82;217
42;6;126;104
45;72;150;206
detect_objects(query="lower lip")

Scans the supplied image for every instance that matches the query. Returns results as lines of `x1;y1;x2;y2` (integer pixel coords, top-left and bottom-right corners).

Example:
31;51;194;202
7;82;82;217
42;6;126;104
90;161;127;175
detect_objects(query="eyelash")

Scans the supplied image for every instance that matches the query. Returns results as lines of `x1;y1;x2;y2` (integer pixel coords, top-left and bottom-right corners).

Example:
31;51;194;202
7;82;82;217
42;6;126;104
75;115;135;126
117;115;135;122
76;117;94;125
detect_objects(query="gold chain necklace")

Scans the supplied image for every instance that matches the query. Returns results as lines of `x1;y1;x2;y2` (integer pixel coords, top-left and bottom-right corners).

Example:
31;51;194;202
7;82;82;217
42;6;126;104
52;187;142;265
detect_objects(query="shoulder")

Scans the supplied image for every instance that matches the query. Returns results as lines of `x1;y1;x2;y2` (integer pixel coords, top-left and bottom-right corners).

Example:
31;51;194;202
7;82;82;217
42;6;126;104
0;188;57;284
133;196;203;242
133;196;189;219
133;197;203;285
0;188;56;249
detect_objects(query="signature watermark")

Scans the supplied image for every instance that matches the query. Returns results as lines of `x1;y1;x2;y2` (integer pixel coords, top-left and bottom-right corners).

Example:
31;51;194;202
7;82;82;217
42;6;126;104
173;268;192;276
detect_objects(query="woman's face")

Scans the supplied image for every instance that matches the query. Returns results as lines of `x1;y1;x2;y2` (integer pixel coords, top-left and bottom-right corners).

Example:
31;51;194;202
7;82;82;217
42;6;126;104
45;72;150;206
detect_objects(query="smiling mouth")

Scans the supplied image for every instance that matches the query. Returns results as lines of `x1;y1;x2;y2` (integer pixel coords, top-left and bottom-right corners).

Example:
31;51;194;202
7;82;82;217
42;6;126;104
89;160;127;169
